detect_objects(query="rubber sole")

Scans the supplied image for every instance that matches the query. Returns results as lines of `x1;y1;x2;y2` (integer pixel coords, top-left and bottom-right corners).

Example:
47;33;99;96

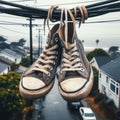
19;80;54;100
59;70;94;102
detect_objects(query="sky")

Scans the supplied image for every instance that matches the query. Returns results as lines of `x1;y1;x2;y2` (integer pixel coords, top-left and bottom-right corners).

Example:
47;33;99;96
0;0;120;50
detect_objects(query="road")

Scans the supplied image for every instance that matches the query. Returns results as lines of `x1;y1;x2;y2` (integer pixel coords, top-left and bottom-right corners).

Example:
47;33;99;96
32;76;99;120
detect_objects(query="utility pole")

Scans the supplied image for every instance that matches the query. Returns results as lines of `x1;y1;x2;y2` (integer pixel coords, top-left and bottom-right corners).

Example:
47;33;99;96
29;17;33;65
36;28;43;56
38;28;40;56
25;18;37;65
40;35;43;53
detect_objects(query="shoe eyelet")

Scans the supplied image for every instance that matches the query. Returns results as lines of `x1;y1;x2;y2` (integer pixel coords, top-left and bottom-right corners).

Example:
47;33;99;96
80;68;85;72
79;63;82;66
55;38;58;42
47;72;51;76
50;67;53;70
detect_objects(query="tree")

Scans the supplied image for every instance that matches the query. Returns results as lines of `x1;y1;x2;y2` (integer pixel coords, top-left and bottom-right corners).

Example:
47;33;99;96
96;39;99;47
108;46;119;54
11;63;19;71
90;67;99;95
21;57;30;67
18;38;26;46
0;42;10;50
10;38;26;47
82;40;84;43
0;36;7;42
0;36;9;50
87;48;109;61
11;41;19;46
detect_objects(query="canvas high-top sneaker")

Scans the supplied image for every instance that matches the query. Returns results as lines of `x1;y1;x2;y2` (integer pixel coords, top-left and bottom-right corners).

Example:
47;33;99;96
19;23;62;99
58;8;93;101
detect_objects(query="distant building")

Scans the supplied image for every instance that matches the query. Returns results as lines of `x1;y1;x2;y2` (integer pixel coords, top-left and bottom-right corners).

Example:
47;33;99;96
0;61;10;75
0;48;22;64
11;46;27;56
0;56;13;65
90;56;111;70
99;57;120;109
0;56;13;75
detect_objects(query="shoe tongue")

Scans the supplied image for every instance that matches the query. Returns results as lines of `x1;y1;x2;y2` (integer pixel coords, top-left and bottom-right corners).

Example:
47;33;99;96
27;70;43;78
65;71;79;78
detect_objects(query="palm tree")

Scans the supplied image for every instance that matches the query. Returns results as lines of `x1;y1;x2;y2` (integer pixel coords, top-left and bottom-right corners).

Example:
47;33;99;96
96;39;99;47
82;40;84;44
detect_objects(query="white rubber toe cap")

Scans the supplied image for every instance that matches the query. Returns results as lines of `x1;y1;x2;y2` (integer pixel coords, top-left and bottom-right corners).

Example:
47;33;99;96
21;77;45;90
60;78;87;92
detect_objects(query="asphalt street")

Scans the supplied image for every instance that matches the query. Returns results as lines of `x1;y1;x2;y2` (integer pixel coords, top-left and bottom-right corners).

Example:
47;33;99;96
33;77;83;120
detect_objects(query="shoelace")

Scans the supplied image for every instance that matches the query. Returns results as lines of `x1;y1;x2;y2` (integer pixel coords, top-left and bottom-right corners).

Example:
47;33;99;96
32;44;58;76
30;6;59;76
61;42;85;73
60;7;88;74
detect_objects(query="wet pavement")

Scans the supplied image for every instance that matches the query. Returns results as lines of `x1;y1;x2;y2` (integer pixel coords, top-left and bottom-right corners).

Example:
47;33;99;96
32;77;82;120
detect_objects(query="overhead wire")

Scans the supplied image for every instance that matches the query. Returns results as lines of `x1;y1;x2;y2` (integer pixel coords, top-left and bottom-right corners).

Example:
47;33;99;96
0;0;120;34
0;0;120;19
31;0;105;7
0;26;28;34
0;18;120;26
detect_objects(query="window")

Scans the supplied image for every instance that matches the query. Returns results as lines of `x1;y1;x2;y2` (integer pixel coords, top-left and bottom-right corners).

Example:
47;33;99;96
110;80;119;96
99;73;101;78
106;76;109;83
110;83;115;93
116;87;118;95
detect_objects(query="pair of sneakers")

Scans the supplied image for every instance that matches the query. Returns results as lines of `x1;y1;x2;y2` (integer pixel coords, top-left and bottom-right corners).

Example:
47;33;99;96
19;7;93;102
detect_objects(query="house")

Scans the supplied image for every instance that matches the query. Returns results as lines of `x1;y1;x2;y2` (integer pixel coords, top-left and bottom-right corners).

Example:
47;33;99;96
11;46;27;56
90;56;111;70
0;56;13;65
99;57;120;109
0;48;22;64
0;61;10;75
0;56;13;75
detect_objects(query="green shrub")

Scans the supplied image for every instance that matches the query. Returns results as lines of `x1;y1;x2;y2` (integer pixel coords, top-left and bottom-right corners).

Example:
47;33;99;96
11;63;19;71
90;67;99;95
0;72;26;116
21;57;30;67
86;48;109;61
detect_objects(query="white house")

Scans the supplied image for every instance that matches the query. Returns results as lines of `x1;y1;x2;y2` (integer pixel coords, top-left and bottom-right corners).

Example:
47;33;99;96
99;57;120;109
0;48;22;64
90;56;111;70
0;61;10;75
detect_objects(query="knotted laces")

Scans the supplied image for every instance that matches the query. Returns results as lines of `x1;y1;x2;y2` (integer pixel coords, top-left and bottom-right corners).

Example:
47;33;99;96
60;7;88;76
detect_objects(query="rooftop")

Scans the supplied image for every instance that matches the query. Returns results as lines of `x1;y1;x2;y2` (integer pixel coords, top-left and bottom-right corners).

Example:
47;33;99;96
0;48;22;58
95;56;111;67
100;57;120;83
0;56;13;65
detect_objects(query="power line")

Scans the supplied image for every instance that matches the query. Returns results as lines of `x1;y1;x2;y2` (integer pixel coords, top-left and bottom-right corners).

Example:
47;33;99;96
0;19;120;26
0;0;120;19
0;21;40;26
35;0;104;7
0;26;28;34
8;0;33;2
85;19;120;24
